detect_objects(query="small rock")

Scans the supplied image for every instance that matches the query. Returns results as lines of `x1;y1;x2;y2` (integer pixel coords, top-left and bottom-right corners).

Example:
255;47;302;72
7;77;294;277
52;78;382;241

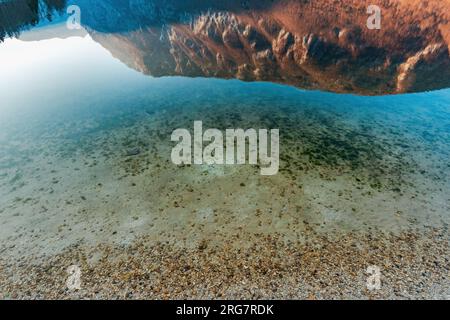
126;148;141;156
198;239;208;251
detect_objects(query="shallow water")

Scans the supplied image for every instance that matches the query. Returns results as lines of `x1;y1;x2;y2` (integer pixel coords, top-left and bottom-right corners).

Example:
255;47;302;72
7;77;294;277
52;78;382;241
1;2;450;298
1;28;449;260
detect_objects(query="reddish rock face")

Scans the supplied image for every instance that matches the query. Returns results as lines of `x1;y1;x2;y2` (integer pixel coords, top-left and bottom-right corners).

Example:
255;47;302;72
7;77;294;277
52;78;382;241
85;0;449;95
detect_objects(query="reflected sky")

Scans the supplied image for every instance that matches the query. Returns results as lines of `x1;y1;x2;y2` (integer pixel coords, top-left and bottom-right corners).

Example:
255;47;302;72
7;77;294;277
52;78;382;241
0;25;142;116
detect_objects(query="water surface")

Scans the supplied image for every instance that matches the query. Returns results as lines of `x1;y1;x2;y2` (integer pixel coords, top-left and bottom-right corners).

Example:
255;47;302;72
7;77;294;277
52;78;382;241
0;8;449;299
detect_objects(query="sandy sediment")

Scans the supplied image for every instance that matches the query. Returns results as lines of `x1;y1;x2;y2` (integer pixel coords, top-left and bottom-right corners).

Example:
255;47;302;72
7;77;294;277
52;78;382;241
0;229;448;299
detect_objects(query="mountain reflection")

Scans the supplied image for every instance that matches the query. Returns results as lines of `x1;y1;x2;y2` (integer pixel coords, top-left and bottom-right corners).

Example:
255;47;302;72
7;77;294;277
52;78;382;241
1;0;450;95
0;0;66;40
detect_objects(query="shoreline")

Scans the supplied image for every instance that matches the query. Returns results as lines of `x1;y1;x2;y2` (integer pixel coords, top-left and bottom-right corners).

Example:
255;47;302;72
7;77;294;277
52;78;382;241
1;228;448;299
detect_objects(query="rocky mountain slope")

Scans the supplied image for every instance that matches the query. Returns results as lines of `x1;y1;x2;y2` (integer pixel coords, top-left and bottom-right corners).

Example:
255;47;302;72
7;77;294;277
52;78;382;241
82;0;450;94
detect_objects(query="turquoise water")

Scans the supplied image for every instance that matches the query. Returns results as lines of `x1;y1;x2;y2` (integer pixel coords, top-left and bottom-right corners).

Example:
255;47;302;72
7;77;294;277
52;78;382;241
1;31;450;182
0;25;449;256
